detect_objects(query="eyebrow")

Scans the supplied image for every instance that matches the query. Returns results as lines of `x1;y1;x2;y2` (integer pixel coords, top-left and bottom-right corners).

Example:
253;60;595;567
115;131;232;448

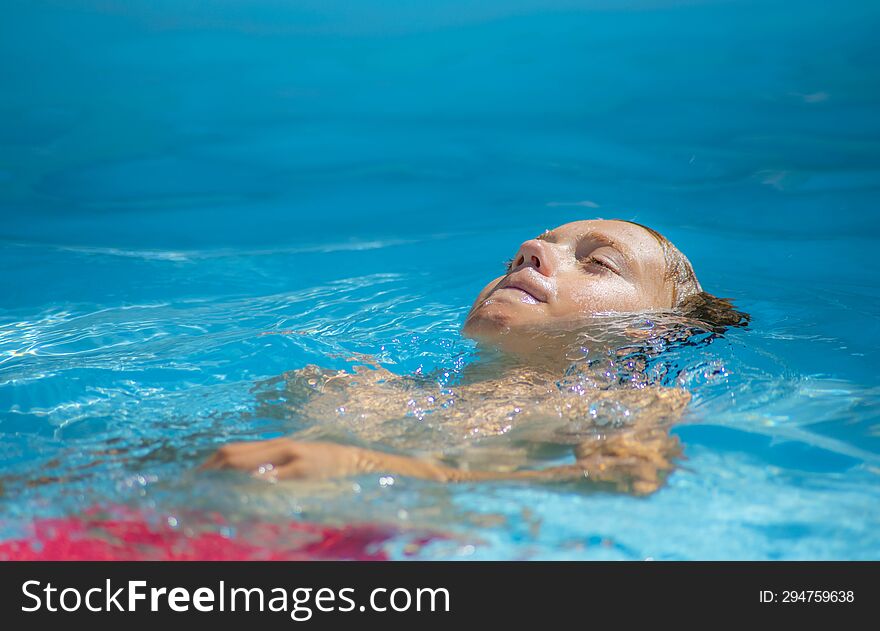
579;230;635;264
536;229;637;266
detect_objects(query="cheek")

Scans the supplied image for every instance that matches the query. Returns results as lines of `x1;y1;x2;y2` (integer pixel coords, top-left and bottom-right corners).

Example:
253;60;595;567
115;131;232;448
557;275;644;313
463;278;509;336
474;276;504;307
468;277;503;310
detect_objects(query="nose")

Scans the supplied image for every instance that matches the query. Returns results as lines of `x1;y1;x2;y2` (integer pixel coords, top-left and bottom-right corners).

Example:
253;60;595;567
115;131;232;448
511;239;557;277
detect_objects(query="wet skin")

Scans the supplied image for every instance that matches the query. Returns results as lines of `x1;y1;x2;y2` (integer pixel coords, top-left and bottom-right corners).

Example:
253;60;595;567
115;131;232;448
203;221;690;495
462;220;674;353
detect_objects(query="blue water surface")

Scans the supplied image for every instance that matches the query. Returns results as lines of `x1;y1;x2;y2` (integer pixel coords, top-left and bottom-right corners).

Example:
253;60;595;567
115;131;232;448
1;0;879;559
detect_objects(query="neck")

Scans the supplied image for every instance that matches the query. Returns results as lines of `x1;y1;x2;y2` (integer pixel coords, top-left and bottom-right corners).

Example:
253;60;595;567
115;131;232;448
459;313;658;381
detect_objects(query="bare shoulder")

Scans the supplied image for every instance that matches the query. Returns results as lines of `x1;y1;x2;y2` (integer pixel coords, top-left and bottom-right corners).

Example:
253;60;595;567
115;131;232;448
283;360;402;394
576;384;692;425
602;385;691;415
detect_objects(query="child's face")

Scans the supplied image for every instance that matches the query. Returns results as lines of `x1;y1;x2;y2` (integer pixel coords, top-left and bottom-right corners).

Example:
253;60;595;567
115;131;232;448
462;220;672;341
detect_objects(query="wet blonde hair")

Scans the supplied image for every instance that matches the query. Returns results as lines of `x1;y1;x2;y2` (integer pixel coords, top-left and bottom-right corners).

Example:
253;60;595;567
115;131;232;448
619;220;749;330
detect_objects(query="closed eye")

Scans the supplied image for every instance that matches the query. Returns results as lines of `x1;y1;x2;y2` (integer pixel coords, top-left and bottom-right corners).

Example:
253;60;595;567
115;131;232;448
581;256;619;275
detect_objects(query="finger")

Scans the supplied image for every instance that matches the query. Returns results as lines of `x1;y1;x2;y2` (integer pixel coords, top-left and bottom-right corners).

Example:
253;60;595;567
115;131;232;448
201;438;297;469
269;460;328;480
262;460;311;481
199;454;219;470
203;441;299;472
201;441;268;469
201;448;238;469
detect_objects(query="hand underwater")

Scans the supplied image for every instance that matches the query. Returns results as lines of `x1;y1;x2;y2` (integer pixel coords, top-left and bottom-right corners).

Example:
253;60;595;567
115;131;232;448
201;438;376;480
202;437;490;483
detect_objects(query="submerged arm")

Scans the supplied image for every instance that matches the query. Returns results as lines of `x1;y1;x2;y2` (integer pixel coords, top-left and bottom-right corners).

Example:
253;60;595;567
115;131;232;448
208;360;689;495
202;389;687;495
201;427;680;494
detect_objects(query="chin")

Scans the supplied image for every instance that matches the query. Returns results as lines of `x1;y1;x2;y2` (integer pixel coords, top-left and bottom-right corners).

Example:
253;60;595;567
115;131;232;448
461;302;516;340
462;299;549;342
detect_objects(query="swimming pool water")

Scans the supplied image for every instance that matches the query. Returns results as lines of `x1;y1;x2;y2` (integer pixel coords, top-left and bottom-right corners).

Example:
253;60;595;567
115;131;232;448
1;0;879;559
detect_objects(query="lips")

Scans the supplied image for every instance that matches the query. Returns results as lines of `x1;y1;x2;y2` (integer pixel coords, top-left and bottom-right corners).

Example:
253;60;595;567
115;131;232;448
501;284;542;303
496;270;549;304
